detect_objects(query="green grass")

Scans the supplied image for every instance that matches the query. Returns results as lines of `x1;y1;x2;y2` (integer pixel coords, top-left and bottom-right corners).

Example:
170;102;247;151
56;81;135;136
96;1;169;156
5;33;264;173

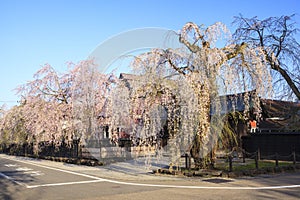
215;159;294;172
156;159;299;177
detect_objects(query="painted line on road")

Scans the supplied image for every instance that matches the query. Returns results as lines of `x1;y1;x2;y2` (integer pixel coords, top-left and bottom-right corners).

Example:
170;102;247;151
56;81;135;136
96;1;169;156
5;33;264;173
1;155;300;190
16;167;33;171
23;171;45;176
27;179;104;189
103;178;300;190
4;164;19;167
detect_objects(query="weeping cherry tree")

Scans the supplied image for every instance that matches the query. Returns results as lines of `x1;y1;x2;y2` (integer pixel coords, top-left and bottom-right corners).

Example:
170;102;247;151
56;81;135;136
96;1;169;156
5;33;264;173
112;21;273;169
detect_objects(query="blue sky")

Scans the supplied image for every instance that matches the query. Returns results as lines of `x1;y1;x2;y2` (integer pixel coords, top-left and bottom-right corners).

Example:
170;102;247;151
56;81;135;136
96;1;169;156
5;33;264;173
1;0;300;107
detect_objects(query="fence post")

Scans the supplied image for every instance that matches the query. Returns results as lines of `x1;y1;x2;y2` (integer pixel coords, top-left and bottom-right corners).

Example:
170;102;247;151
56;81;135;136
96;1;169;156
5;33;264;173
228;155;233;172
255;151;259;169
24;142;28;157
275;153;279;167
185;153;189;169
72;139;80;158
257;148;261;160
293;151;296;166
188;154;191;170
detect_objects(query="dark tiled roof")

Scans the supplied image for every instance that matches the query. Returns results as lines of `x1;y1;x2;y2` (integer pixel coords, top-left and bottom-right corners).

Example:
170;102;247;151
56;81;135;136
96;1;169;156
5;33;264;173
261;99;300;118
259;99;300;131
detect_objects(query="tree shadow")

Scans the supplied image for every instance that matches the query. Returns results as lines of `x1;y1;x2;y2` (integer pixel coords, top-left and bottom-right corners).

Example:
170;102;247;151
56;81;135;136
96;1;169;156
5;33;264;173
0;170;36;200
0;178;14;200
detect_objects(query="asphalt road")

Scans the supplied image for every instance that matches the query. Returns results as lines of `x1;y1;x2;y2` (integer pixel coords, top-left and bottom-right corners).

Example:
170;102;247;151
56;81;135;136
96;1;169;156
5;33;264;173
0;154;299;200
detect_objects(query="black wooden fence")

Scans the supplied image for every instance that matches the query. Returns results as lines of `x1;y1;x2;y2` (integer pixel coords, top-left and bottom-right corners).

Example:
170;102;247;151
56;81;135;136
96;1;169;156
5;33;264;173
0;140;80;158
242;131;300;161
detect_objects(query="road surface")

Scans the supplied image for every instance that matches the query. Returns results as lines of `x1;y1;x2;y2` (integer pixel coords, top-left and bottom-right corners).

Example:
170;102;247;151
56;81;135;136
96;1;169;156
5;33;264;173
0;154;299;200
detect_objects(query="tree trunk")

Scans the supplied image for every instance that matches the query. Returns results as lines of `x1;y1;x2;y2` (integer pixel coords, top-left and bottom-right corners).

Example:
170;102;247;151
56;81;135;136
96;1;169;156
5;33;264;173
189;83;212;169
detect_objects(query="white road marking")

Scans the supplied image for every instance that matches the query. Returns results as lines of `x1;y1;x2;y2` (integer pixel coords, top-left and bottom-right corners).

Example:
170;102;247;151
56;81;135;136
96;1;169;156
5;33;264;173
27;180;104;188
1;155;300;190
3;162;44;177
24;171;45;176
4;164;19;167
102;179;300;190
26;175;300;190
16;167;33;171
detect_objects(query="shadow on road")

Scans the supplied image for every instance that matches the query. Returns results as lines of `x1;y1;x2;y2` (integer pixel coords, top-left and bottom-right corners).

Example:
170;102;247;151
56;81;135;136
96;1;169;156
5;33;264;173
0;170;37;200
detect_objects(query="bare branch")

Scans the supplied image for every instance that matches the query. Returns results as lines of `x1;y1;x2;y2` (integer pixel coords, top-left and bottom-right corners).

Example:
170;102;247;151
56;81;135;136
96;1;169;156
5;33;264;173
233;14;300;100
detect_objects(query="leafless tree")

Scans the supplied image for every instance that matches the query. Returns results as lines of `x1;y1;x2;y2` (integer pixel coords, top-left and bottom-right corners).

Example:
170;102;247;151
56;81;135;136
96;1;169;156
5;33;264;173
233;14;300;100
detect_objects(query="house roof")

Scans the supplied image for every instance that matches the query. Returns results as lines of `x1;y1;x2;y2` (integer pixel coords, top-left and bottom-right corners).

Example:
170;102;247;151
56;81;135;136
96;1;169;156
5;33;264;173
259;99;300;131
261;99;300;118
